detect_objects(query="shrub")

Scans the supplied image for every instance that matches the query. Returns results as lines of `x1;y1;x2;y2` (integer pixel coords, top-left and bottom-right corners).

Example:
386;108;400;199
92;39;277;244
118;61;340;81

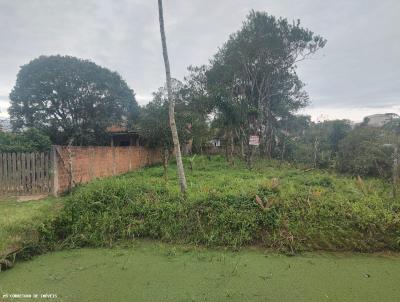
41;157;400;253
0;128;51;152
337;127;393;177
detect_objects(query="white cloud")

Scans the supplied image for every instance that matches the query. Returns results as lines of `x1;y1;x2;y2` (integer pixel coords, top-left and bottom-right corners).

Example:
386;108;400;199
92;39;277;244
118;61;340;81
135;94;153;106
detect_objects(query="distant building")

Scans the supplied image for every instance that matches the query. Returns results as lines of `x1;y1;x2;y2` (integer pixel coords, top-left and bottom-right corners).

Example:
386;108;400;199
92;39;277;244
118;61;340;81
107;125;141;147
0;117;11;132
210;137;222;147
362;113;399;127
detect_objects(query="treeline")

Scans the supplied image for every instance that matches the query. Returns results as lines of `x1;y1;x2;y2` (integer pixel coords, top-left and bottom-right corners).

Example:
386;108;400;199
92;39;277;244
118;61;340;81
272;118;400;178
139;11;326;166
0;128;51;153
139;89;400;178
3;10;399;178
137;11;399;178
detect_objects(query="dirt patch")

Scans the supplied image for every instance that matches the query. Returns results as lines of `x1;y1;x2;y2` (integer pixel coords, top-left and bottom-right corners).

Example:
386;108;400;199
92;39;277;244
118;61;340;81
17;195;49;202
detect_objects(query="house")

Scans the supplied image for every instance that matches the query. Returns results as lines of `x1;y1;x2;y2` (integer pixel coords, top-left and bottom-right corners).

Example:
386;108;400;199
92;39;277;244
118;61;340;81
0;117;11;132
107;125;141;147
363;113;399;127
210;137;222;147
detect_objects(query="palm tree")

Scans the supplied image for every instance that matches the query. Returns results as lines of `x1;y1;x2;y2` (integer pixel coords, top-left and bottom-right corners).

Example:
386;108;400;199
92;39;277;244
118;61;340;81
157;0;187;193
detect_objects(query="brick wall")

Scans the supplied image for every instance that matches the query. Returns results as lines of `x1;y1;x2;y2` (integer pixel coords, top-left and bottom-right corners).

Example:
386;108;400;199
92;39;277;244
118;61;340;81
53;146;161;194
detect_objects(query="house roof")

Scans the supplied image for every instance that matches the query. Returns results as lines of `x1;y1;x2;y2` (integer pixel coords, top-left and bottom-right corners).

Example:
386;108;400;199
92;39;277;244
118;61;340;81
365;113;399;119
106;125;139;136
107;125;128;133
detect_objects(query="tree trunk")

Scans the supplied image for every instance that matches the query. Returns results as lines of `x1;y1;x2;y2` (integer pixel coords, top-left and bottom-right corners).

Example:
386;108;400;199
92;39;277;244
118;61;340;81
393;146;398;198
246;144;254;169
224;130;229;162
313;137;319;168
158;0;187;193
229;129;235;166
163;147;169;182
240;133;245;159
281;137;286;161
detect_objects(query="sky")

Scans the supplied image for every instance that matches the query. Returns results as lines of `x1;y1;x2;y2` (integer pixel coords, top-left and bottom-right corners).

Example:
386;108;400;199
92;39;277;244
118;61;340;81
0;0;399;122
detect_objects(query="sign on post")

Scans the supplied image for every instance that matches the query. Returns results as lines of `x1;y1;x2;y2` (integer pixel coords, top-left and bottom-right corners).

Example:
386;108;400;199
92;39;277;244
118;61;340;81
249;135;260;146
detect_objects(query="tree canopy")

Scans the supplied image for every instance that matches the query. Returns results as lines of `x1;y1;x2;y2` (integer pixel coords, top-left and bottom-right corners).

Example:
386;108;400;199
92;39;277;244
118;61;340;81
206;11;326;166
139;78;211;154
9;55;139;145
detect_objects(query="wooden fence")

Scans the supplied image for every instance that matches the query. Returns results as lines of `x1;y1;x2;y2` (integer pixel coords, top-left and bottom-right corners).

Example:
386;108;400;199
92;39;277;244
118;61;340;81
0;152;53;196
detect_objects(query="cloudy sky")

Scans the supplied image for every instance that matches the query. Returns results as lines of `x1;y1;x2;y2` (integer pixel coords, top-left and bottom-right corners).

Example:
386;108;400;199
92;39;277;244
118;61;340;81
0;0;399;121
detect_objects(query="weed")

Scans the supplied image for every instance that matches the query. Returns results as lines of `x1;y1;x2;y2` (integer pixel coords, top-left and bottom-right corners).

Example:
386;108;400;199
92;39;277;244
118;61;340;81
38;156;400;253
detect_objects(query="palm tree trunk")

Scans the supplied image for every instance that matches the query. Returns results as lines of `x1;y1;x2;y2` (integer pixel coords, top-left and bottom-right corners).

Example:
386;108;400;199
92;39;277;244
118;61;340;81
230;129;235;166
157;0;187;193
163;147;169;182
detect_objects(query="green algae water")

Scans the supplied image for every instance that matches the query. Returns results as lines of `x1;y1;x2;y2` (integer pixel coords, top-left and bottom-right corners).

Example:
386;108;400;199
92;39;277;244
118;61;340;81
1;242;399;302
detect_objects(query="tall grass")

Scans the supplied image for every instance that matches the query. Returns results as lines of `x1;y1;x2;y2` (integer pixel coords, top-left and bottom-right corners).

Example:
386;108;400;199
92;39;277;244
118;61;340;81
44;156;400;253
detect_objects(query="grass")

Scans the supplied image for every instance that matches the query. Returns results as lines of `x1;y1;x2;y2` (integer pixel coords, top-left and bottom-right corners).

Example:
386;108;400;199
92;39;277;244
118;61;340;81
1;156;399;301
46;155;400;252
1;240;399;302
0;197;61;258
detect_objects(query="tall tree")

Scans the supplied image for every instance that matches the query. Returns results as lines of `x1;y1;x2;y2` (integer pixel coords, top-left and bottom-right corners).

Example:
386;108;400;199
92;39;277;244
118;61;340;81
139;92;172;181
9;55;139;145
157;0;187;193
181;66;213;154
207;11;326;167
139;79;188;180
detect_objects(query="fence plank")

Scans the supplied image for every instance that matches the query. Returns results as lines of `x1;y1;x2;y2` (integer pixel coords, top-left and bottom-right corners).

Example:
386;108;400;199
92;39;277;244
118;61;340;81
36;153;41;192
39;153;44;192
0;154;3;194
0;154;4;194
0;151;51;196
11;153;16;193
16;153;20;195
32;153;37;194
27;152;31;194
7;153;11;194
4;153;8;194
21;153;26;193
48;152;52;192
44;152;49;192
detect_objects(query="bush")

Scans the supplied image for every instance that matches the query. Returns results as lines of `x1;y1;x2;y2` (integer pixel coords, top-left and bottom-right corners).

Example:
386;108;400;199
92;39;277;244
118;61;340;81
42;157;400;253
337;127;394;177
0;128;51;152
285;119;352;169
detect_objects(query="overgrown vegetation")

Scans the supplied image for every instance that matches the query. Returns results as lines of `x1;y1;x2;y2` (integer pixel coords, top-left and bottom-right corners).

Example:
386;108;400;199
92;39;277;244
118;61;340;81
284;119;400;178
1;9;399;269
0;197;61;258
337;127;399;177
0;128;51;152
41;156;400;253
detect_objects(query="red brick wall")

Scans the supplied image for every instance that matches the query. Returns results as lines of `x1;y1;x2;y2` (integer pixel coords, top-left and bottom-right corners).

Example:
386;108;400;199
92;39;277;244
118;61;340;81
54;146;161;194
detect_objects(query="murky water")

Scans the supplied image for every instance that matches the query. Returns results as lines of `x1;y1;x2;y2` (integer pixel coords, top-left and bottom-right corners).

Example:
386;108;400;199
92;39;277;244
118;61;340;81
1;242;399;302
